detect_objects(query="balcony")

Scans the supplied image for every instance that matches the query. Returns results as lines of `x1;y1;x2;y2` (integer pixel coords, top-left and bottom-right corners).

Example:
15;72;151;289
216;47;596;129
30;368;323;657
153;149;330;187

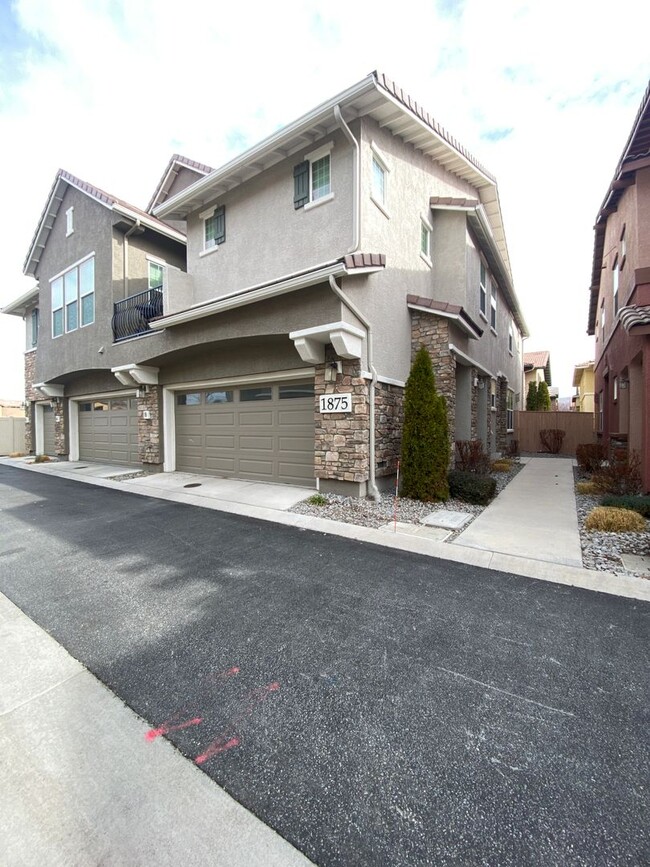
112;287;163;342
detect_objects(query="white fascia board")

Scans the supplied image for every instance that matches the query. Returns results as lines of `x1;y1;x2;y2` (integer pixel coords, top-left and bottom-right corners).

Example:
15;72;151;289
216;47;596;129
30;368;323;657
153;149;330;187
153;76;377;219
150;262;348;329
34;382;64;397
448;345;495;379
112;205;186;244
2;285;39;316
407;303;481;340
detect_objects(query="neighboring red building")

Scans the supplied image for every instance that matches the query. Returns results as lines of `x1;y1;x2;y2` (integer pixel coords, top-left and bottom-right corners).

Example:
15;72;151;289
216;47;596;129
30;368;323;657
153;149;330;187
588;81;650;492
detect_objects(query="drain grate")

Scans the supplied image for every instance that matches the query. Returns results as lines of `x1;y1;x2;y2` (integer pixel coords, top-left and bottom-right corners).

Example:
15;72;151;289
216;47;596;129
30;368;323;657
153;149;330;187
183;482;202;488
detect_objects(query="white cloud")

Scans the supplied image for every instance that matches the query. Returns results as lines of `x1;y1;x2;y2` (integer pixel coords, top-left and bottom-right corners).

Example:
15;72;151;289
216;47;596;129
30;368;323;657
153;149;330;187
1;0;649;400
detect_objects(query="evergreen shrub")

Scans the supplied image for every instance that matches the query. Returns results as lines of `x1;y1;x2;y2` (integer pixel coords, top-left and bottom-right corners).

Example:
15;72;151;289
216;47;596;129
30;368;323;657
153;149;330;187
600;494;650;518
448;469;496;505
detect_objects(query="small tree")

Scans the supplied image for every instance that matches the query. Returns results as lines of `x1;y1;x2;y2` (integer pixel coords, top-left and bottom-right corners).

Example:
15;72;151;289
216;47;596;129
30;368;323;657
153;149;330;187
400;347;450;501
526;381;538;411
537;381;551;411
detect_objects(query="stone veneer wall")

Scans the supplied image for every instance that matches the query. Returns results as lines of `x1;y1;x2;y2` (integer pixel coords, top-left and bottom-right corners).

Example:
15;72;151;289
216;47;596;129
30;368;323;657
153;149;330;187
409;310;456;444
470;367;479;440
314;348;370;486
24;351;38;453
53;398;67;456
374;380;403;479
496;376;508;453
138;386;162;467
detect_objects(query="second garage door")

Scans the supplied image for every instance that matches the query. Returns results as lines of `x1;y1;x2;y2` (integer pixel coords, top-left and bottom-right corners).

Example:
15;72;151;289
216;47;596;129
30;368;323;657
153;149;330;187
78;397;140;466
175;380;314;486
42;405;56;455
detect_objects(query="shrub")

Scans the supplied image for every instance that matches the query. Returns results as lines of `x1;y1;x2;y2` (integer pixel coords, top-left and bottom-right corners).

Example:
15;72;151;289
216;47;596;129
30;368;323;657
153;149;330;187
539;429;565;454
400;347;450;501
490;459;511;473
9;452;26;458
584;506;646;533
526;381;538;411
448;469;497;505
600;494;650;519
455;440;490;474
307;493;329;506
537;381;551;411
576;443;606;473
32;454;51;463
592;450;642;496
576;480;599;495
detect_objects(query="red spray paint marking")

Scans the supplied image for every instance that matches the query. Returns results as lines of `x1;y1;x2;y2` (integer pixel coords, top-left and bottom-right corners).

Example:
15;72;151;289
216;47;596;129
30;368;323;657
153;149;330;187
207;665;240;683
145;716;203;742
195;735;240;765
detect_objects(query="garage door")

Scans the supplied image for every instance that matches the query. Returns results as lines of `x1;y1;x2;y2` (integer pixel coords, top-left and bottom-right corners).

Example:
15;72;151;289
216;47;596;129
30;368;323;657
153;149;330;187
43;405;56;455
175;380;314;486
78;397;139;466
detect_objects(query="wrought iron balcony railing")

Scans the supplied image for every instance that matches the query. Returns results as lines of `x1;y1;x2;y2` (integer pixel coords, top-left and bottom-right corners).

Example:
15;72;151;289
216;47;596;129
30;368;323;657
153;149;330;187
112;286;163;342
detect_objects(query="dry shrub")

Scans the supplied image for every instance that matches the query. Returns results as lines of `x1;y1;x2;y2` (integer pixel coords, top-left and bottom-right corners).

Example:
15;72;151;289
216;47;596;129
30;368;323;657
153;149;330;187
584;506;646;533
539;429;565;454
490;459;511;473
32;454;52;464
592;450;642;495
455;440;490;474
9;452;26;458
576;443;606;473
576;480;599;495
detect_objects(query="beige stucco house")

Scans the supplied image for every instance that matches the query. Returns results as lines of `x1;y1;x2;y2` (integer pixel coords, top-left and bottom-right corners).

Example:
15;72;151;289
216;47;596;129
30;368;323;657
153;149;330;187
571;362;595;414
3;72;528;496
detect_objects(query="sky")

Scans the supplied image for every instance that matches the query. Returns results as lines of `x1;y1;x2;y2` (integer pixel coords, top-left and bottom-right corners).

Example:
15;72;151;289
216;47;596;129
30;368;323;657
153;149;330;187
1;0;649;401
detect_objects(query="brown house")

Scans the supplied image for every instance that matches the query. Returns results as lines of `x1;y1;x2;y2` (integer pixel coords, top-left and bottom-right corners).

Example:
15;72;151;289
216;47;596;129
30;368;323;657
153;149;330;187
587;80;650;491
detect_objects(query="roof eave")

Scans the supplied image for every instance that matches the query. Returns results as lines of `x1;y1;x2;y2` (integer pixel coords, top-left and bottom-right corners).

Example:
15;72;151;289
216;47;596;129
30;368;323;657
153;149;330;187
2;285;39;316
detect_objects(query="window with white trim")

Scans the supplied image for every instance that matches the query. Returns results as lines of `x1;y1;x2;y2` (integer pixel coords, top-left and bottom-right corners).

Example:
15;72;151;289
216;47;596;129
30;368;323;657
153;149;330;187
490;379;496;410
506;389;514;431
420;219;431;263
371;155;387;208
203;205;226;251
293;142;334;209
479;261;487;317
148;261;164;289
66;207;74;236
30;308;39;348
613;376;618;402
613;257;619;314
51;255;95;337
490;286;497;332
508;323;514;354
600;302;605;336
620;225;626;261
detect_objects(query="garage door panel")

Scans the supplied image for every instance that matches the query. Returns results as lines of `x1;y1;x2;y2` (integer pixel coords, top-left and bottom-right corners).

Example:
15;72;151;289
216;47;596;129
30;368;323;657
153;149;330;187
78;397;139;467
175;381;314;485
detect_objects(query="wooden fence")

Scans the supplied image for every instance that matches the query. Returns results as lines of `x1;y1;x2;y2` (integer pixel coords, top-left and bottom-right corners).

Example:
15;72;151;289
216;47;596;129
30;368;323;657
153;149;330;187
514;411;596;457
0;417;25;455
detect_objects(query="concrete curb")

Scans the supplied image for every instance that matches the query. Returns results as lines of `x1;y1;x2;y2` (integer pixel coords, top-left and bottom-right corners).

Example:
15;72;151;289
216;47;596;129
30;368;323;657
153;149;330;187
3;458;649;602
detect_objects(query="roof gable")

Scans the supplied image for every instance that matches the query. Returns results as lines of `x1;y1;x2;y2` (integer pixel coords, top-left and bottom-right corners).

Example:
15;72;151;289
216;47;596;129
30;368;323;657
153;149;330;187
24;169;186;277
146;154;214;214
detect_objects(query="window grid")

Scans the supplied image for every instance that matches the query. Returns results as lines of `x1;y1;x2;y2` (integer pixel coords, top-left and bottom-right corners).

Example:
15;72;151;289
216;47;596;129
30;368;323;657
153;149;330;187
149;261;164;289
204;214;217;248
52;257;95;337
311;155;331;201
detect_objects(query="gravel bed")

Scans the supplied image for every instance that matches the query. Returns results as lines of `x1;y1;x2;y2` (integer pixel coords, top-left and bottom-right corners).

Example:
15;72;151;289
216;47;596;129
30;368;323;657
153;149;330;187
110;471;148;482
290;463;523;540
574;469;650;578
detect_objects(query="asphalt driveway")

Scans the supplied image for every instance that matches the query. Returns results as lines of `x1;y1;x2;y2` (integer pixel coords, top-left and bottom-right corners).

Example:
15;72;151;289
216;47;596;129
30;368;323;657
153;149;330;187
1;465;648;866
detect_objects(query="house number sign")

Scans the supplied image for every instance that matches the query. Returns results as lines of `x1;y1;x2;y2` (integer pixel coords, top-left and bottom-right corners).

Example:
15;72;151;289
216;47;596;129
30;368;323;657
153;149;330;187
319;393;352;413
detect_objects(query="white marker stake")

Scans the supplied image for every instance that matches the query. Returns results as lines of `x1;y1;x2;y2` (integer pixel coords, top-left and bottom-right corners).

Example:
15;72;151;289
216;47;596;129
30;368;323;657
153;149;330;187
393;460;400;533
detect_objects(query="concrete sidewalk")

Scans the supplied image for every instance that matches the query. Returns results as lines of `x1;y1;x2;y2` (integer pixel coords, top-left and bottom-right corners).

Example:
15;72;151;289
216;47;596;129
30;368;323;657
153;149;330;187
0;591;313;866
453;457;583;567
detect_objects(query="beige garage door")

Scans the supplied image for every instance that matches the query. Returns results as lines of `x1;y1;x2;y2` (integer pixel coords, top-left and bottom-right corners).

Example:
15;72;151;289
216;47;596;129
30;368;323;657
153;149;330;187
175;381;315;486
42;405;56;455
78;397;139;466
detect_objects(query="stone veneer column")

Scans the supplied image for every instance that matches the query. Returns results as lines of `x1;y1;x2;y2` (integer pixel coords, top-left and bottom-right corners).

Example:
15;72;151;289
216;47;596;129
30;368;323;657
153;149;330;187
314;347;370;492
53;398;67;456
409;310;456;445
138;386;163;468
24;350;38;454
470;366;479;440
486;384;494;455
374;380;404;481
496;376;508;453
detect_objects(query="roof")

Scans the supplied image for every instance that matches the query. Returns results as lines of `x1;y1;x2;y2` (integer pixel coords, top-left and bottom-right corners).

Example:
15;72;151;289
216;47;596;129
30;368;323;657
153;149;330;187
2;284;39;316
23;169;187;278
146;153;214;214
523;350;552;384
406;294;483;339
618;304;650;332
588;80;650;333
153;71;512;279
572;360;595;387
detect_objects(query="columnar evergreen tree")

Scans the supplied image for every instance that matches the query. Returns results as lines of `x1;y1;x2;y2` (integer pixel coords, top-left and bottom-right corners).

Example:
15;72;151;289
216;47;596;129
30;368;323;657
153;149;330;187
400;347;450;501
526;381;538;411
537;380;551;411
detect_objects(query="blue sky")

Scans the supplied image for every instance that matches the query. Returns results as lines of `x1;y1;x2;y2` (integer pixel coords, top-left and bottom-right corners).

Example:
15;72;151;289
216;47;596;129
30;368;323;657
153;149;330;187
1;0;649;400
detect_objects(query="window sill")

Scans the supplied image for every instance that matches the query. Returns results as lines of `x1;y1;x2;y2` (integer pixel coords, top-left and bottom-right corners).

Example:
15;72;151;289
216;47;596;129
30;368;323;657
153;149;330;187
508;350;514;357
479;310;488;323
303;192;335;212
490;407;496;412
490;327;497;336
419;251;432;268
371;196;390;219
199;245;220;258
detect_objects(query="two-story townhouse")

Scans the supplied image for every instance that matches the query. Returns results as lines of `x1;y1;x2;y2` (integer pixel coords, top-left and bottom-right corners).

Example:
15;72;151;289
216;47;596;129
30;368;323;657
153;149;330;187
571;361;595;414
4;72;528;498
587;80;650;491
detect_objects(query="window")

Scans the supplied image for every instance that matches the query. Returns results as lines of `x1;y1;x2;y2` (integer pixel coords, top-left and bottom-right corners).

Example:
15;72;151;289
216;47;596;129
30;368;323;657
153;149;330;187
148;261;164;289
508;323;514;354
490;287;497;332
506;390;514;431
293;142;334;209
613;258;619;314
613;376;618;402
279;383;315;399
600;303;605;336
177;392;202;405
371;155;386;208
66;207;74;236
420;219;431;263
598;391;603;432
479;262;487;317
30;309;39;348
490;379;496;410
240;386;272;402
620;225;626;262
203;205;226;251
51;255;94;336
206;390;233;403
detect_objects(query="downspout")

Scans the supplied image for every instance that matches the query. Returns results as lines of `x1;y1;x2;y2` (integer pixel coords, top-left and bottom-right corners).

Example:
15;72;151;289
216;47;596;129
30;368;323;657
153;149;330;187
329;274;380;501
123;218;141;298
333;105;360;254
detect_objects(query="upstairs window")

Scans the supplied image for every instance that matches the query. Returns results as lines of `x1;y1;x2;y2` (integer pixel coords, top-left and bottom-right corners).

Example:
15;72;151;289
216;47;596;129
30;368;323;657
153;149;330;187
30;308;39;347
202;205;226;251
620;225;626;262
66;206;74;236
490;286;497;332
148;261;164;289
613;257;619;314
479;262;487;317
420;218;432;265
294;142;333;209
600;302;605;336
51;254;95;337
508;323;514;354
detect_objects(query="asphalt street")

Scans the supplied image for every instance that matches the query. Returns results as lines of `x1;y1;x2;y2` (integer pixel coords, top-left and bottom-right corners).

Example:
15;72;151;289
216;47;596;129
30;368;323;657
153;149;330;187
1;464;649;866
